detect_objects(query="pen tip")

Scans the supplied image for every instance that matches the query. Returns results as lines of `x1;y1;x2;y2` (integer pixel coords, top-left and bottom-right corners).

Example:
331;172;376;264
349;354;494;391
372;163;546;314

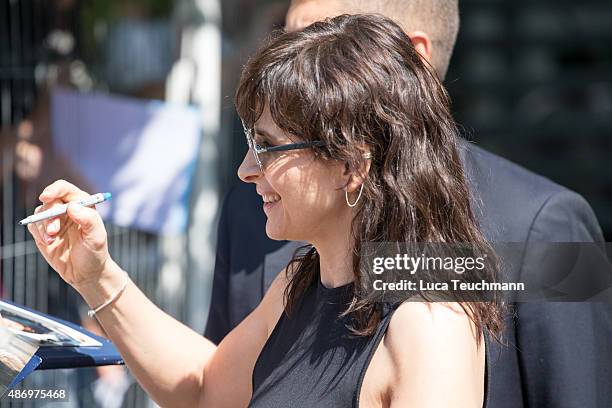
103;192;112;200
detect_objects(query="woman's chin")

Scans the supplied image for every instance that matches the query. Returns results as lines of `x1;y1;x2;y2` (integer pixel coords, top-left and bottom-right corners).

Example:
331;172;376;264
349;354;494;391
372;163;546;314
265;224;285;241
263;201;287;240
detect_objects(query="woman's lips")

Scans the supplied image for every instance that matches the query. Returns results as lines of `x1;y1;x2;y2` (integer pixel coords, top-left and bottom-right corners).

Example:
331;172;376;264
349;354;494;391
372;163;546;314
263;199;280;214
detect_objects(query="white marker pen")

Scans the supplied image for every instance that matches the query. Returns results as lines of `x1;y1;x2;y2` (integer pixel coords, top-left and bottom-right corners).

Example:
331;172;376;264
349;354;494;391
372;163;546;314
18;193;112;226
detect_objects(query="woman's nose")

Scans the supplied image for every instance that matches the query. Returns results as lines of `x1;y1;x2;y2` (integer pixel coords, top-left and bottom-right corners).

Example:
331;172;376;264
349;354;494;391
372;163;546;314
237;150;260;183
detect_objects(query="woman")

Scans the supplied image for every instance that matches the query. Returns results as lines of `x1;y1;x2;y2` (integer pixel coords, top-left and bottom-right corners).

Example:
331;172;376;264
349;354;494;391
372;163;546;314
28;14;502;408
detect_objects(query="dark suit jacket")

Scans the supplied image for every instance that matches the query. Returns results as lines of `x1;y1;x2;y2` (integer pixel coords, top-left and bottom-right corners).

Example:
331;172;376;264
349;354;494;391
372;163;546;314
205;141;611;408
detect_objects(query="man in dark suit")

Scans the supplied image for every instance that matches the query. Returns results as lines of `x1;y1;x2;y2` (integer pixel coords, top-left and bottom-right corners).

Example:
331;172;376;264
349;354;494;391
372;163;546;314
206;1;611;407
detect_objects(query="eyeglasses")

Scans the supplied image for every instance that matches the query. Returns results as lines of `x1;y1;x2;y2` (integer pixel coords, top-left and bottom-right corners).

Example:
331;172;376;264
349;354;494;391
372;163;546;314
242;120;327;172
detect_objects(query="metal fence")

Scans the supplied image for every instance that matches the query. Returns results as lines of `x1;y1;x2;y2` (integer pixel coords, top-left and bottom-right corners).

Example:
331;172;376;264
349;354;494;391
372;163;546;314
1;2;174;405
1;144;170;407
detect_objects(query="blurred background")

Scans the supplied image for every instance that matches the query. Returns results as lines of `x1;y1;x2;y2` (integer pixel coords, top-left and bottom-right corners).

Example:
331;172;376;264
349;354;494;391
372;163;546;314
1;0;610;406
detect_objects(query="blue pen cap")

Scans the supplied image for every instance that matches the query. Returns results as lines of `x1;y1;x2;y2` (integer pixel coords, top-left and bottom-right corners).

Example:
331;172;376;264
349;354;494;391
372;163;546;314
103;192;112;201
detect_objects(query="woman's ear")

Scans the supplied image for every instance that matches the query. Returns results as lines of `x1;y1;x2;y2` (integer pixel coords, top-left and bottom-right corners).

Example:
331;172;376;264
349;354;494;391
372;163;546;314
344;147;372;193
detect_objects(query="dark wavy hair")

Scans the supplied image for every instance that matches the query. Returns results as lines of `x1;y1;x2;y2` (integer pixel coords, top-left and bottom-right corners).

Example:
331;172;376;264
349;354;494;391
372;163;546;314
235;14;503;340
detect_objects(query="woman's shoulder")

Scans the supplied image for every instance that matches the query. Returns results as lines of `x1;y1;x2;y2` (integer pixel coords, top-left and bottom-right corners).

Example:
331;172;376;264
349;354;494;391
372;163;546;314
386;302;479;343
384;301;482;362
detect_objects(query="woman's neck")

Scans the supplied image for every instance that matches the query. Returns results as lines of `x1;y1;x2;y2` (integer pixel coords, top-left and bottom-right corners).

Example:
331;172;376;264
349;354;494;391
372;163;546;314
312;221;355;288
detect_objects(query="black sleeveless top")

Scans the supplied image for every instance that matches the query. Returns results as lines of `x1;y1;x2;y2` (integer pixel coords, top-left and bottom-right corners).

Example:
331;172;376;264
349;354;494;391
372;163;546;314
249;277;398;408
249;276;490;408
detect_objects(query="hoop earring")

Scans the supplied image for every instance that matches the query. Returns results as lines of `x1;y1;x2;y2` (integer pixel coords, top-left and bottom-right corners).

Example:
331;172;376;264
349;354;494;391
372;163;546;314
345;184;364;208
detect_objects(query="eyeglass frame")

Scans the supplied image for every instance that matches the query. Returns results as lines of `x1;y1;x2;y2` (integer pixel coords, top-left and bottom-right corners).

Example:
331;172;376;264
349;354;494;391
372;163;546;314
242;120;328;171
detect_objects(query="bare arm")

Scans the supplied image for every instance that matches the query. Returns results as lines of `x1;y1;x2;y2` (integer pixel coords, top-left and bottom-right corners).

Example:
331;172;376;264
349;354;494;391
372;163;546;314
27;180;285;408
79;262;215;407
385;302;485;408
78;260;285;408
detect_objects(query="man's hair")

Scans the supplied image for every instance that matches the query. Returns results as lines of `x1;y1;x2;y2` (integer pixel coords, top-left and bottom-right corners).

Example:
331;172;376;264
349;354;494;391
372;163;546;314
338;0;459;78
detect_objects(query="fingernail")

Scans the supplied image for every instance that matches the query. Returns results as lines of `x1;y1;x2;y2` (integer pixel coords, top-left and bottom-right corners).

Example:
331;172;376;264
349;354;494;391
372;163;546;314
51;219;61;232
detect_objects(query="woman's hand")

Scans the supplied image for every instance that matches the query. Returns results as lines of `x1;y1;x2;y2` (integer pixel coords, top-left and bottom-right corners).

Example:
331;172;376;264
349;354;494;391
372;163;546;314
26;179;111;289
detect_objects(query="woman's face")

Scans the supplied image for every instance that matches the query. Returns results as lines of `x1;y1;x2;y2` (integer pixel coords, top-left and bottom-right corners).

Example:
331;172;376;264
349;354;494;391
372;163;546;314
237;107;350;243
